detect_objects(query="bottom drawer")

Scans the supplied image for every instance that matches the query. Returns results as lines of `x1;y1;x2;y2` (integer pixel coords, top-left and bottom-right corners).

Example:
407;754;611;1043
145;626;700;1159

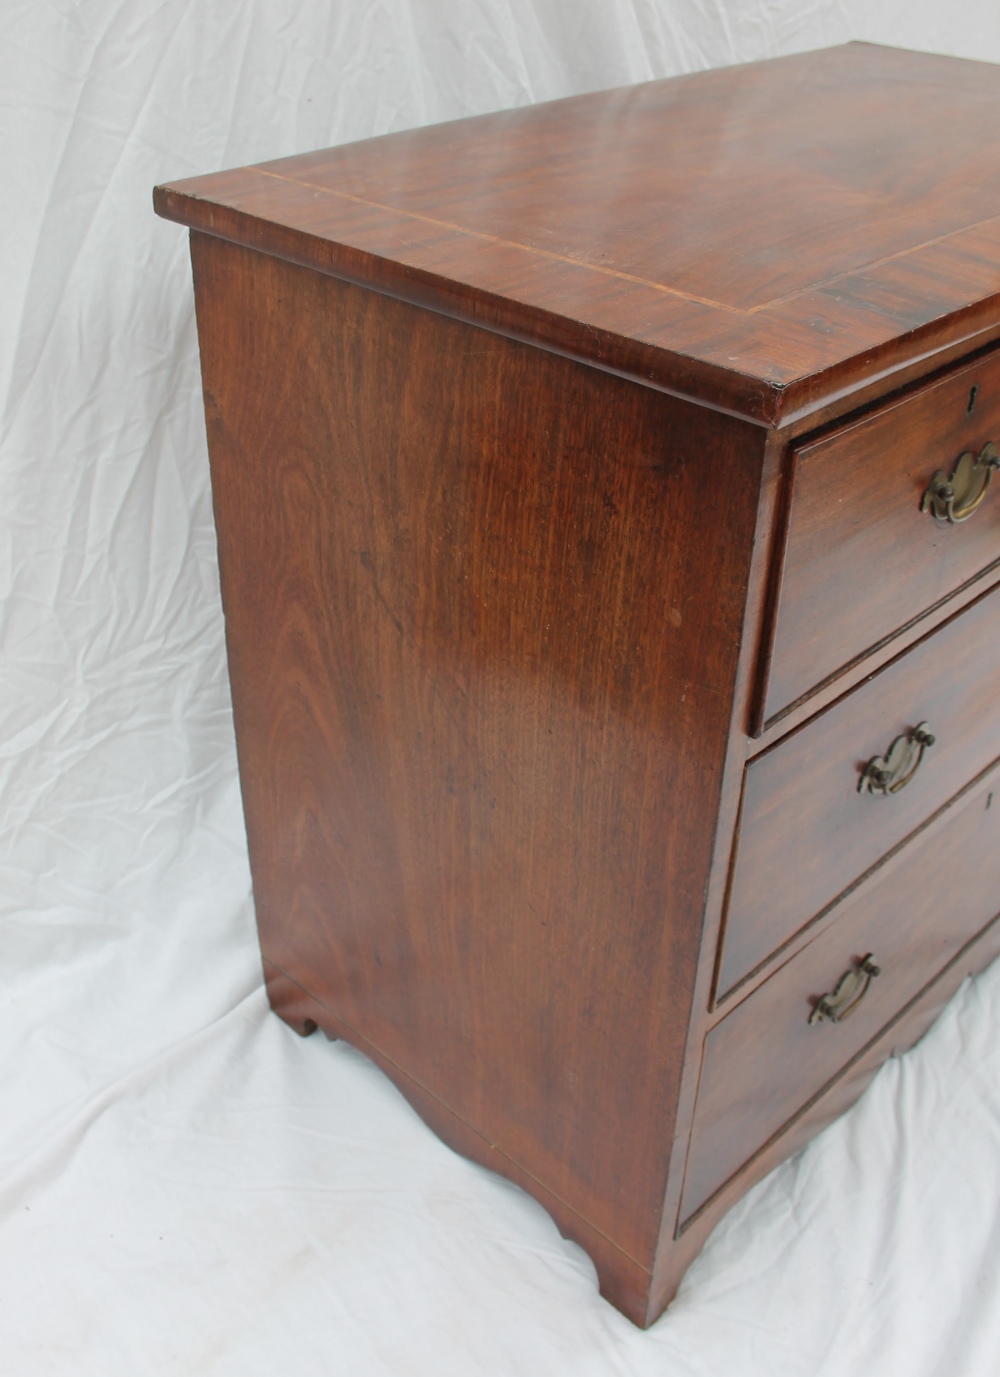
681;760;1000;1224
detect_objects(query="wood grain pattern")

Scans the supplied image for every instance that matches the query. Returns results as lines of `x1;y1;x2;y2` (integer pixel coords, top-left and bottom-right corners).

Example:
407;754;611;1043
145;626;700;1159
262;958;658;1323
764;347;1000;723
747;571;1000;754
189;231;765;1290
155;44;1000;428
649;898;1000;1319
719;581;1000;999
648;425;792;1288
685;761;1000;1221
155;46;1000;1328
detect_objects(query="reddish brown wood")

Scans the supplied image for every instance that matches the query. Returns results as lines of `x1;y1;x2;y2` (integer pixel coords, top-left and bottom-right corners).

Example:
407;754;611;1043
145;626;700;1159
154;44;1000;1328
649;899;1000;1321
686;762;1000;1222
653;425;792;1267
155;44;1000;430
262;958;658;1322
748;570;1000;756
719;583;1000;1000
189;231;765;1312
763;349;1000;724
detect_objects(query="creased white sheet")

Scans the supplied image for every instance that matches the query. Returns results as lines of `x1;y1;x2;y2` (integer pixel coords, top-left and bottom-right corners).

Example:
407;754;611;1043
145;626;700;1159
2;3;1000;1373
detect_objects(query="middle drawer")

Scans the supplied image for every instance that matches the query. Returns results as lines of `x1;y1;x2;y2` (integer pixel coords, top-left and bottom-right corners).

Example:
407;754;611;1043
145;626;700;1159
717;579;1000;1000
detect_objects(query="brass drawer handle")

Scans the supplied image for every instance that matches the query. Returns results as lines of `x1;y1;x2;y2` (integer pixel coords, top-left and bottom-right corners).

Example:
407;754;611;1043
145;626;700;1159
921;442;999;524
809;954;881;1025
859;721;935;796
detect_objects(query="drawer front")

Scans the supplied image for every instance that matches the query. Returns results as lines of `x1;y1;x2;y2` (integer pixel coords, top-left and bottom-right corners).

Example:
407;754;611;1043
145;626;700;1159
683;765;1000;1224
764;349;1000;724
719;580;1000;999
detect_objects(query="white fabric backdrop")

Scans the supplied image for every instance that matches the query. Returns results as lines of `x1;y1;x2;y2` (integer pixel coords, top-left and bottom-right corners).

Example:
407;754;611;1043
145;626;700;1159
3;3;1000;1373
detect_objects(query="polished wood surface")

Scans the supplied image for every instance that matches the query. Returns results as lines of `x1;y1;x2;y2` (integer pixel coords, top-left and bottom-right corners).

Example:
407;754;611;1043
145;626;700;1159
685;762;1000;1222
720;582;1000;1000
189;231;765;1286
262;900;1000;1327
155;44;1000;1329
747;570;1000;756
764;348;1000;723
650;899;1000;1317
262;958;658;1324
155;44;1000;428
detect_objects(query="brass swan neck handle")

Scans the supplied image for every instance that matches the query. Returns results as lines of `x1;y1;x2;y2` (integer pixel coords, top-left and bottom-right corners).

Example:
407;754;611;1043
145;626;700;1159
922;441;999;525
810;954;881;1025
859;722;935;797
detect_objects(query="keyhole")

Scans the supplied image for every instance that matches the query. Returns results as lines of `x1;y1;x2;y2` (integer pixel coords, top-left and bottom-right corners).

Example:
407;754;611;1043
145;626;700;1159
987;792;994;811
967;385;979;416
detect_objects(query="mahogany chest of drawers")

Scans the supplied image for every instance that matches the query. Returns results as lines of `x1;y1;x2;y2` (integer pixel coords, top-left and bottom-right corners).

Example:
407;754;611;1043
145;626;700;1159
154;42;1000;1327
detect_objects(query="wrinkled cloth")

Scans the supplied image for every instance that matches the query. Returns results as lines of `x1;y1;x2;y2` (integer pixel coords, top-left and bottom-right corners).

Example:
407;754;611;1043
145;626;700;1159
2;3;1000;1373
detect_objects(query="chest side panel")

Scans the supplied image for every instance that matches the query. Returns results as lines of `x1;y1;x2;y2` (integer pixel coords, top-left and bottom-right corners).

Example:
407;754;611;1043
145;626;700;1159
190;231;766;1270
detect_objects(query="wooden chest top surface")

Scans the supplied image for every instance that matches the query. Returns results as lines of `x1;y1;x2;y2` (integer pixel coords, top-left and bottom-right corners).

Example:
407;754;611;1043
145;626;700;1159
157;42;1000;425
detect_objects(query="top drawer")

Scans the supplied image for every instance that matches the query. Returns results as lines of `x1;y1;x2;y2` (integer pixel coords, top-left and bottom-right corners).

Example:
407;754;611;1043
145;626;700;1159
763;349;1000;725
